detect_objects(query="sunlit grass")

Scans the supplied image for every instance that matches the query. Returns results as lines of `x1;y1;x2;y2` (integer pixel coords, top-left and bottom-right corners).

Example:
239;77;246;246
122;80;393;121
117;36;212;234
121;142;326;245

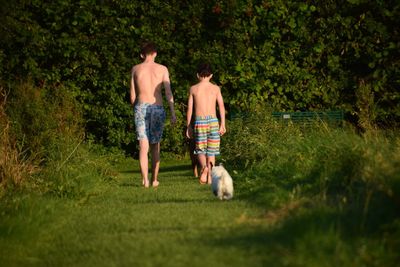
1;104;399;266
0;158;265;267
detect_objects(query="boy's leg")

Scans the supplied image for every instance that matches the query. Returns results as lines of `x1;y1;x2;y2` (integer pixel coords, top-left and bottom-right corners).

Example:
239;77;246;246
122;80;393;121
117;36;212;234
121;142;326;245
189;139;198;178
206;117;220;184
206;155;215;184
134;103;150;188
150;142;161;187
193;117;208;184
139;139;150;187
191;154;199;178
198;153;208;184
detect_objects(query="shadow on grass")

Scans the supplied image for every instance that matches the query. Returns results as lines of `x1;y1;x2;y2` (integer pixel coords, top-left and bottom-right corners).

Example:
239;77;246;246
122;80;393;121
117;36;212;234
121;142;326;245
119;182;143;187
199;198;400;266
206;207;339;246
160;164;193;173
119;164;191;174
98;193;217;204
119;169;141;174
197;209;351;266
118;176;199;187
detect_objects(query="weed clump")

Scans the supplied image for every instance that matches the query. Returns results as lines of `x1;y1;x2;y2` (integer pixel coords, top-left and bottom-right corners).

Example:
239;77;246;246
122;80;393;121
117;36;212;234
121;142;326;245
0;90;35;193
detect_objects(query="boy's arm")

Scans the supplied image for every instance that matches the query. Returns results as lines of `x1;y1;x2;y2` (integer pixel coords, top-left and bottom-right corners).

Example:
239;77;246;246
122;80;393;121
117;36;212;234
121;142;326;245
163;68;176;124
186;90;194;139
130;68;136;105
216;87;226;135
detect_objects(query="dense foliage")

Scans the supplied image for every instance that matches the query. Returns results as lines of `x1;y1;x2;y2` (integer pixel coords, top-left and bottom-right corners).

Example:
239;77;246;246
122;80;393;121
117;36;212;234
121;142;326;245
1;0;399;150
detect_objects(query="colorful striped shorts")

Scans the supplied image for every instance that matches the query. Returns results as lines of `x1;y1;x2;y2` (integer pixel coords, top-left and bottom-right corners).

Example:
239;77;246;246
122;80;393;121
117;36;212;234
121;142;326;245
194;116;220;156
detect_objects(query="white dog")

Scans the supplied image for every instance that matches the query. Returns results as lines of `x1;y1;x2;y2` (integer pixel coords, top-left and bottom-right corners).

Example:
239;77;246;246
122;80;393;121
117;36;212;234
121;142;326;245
211;164;234;200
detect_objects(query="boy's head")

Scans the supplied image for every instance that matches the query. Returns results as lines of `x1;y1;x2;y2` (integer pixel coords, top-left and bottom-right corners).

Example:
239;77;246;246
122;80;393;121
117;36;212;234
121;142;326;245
140;42;157;59
197;63;213;78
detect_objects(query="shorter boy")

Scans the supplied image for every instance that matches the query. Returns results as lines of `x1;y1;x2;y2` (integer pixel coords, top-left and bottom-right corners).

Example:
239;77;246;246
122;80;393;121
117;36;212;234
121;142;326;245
186;63;226;184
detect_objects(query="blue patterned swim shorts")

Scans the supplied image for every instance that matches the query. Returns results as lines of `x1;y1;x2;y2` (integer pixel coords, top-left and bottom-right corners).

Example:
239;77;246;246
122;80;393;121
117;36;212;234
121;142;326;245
134;102;166;144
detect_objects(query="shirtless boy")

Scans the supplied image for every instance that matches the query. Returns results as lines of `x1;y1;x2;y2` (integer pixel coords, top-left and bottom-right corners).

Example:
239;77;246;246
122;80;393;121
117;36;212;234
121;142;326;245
186;63;226;184
130;42;176;188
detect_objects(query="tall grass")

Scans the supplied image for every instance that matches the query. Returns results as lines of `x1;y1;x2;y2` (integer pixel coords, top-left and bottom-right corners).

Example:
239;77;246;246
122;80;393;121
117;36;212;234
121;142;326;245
222;111;400;206
0;82;119;198
221;111;400;264
0;90;34;193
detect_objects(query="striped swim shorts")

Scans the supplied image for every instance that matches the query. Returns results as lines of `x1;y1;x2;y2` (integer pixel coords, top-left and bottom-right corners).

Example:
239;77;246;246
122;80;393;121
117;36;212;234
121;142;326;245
194;116;220;156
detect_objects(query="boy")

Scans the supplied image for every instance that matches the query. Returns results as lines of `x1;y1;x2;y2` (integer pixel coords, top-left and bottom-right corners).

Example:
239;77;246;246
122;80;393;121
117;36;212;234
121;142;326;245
186;63;226;184
130;42;176;188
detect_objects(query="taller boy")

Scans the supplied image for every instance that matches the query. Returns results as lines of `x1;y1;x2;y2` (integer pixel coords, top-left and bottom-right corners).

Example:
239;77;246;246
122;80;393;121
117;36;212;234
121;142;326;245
186;63;226;184
130;42;176;188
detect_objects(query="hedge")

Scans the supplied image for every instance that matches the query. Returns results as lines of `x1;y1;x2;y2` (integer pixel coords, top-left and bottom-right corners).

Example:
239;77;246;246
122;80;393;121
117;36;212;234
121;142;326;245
1;0;399;151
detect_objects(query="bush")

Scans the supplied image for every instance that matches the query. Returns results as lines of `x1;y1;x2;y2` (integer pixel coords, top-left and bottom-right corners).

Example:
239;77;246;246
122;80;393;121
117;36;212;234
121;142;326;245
1;82;90;196
1;0;398;150
5;81;83;163
222;111;400;232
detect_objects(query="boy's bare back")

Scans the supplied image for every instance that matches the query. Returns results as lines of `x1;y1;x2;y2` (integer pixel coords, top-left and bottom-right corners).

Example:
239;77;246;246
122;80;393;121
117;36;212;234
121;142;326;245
189;81;223;117
131;62;169;106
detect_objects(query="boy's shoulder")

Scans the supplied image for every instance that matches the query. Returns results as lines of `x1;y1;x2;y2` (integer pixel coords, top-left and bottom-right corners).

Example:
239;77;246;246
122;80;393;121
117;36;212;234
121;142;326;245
191;81;220;90
208;82;221;92
132;62;167;70
155;62;168;70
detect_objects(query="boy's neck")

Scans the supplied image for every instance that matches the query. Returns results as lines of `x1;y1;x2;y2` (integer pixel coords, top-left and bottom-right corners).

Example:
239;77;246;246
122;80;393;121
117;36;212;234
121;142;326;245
144;57;155;63
143;53;156;63
199;77;211;82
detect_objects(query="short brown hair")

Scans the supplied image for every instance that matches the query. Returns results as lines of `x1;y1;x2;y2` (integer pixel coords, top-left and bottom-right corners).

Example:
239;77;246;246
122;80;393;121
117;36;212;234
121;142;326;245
140;42;157;56
197;63;213;77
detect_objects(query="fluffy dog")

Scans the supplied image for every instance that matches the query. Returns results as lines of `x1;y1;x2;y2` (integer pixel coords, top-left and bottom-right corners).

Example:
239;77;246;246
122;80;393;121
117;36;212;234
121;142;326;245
211;164;234;200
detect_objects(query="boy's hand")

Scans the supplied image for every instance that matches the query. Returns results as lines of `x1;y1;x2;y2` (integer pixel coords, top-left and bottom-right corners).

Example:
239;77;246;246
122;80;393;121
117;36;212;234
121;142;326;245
186;126;193;139
219;125;226;136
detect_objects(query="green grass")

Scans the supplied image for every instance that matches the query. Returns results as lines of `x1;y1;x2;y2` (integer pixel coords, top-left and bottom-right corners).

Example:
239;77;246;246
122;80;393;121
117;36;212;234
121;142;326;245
0;157;269;267
1;124;400;267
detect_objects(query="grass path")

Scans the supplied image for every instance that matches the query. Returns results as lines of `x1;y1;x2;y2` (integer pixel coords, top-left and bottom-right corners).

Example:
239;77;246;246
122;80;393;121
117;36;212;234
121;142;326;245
1;157;271;267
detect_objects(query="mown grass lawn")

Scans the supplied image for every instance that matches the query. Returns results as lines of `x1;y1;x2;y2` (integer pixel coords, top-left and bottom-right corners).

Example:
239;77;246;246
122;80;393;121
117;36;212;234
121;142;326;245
2;150;399;267
1;158;272;267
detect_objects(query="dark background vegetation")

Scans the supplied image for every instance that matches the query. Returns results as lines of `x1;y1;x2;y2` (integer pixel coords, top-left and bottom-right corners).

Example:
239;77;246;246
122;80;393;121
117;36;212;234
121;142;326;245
0;2;399;265
1;0;399;153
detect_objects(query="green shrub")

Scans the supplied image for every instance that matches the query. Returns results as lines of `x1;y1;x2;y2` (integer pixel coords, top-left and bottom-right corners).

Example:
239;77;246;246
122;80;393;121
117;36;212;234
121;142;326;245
222;111;400;232
2;82;87;196
1;0;399;150
5;82;83;163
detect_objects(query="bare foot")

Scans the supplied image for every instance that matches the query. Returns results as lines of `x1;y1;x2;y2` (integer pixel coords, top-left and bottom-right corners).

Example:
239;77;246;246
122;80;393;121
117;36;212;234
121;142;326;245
199;166;208;184
143;179;150;188
152;180;159;188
